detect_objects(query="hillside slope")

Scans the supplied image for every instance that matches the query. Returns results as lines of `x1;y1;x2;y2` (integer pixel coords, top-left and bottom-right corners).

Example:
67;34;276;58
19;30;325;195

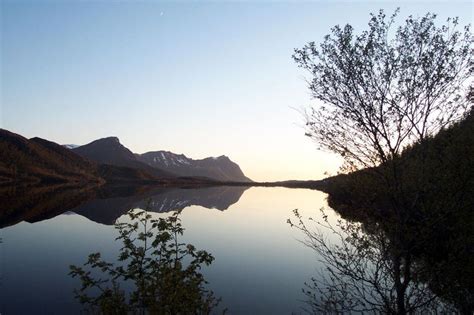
0;129;102;184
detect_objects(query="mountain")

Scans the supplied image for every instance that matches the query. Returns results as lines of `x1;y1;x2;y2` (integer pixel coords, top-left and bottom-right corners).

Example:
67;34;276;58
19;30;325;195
63;144;79;149
1;130;252;185
72;137;175;179
137;151;252;182
0;129;102;184
0;129;171;185
72;137;251;182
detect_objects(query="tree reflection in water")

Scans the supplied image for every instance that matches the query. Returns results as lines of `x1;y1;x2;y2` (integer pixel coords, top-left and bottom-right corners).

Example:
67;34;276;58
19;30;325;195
289;208;461;314
69;208;221;314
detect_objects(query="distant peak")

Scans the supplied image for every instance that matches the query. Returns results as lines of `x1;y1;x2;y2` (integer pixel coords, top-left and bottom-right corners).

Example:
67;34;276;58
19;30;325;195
106;136;120;142
96;136;121;144
75;136;124;149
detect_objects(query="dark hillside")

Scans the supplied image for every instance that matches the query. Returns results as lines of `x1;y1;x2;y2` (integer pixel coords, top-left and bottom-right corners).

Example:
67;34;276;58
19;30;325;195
320;111;474;312
0;129;102;184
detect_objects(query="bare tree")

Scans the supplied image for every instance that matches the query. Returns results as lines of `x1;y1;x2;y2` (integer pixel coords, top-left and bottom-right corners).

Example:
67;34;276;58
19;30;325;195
293;9;472;172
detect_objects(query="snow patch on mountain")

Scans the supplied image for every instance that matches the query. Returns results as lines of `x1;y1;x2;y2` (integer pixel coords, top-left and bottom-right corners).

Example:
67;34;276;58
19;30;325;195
63;144;79;149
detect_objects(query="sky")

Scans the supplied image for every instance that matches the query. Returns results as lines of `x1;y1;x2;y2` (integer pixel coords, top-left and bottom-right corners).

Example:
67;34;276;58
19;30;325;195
1;0;472;182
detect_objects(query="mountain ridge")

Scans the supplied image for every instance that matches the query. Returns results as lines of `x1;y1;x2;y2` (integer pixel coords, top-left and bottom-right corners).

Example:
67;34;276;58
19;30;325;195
72;137;176;179
71;136;252;182
136;150;252;182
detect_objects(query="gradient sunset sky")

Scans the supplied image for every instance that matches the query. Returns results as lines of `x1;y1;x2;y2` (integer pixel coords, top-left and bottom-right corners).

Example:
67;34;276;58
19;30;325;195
1;1;472;181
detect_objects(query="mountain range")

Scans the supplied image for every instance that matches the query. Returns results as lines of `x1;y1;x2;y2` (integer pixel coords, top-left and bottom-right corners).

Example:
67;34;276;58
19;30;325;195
0;129;252;185
136;151;251;182
71;137;175;179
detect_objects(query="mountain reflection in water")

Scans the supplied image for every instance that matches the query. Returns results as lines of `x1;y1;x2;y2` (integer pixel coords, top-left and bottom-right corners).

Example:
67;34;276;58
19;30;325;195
0;184;248;227
0;187;327;314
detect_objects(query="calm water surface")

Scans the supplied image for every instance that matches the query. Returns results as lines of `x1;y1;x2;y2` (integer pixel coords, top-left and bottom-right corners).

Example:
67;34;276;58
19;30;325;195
0;186;340;314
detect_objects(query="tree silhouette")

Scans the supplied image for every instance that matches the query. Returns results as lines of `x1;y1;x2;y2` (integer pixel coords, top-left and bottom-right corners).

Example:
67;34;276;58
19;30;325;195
292;9;473;314
293;9;472;172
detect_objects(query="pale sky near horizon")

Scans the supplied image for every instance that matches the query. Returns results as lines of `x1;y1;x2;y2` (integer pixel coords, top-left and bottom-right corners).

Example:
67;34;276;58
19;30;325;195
1;1;472;181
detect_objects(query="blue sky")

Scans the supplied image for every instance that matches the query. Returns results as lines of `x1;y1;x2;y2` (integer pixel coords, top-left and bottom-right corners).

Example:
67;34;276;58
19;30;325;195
1;0;472;181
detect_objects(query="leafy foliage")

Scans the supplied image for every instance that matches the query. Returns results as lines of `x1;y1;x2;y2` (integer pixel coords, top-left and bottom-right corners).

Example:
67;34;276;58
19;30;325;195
293;9;472;172
69;209;220;314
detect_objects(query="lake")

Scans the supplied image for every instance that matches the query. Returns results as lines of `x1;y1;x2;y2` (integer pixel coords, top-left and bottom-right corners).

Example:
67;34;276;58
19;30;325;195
0;186;338;314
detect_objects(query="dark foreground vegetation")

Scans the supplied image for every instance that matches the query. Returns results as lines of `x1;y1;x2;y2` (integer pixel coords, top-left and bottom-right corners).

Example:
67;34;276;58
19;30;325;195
291;110;473;314
69;210;220;314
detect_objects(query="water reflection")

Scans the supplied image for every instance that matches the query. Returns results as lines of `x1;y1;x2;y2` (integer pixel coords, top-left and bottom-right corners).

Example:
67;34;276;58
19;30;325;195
0;184;99;228
1;182;471;314
291;192;473;314
0;184;248;227
291;210;448;314
70;210;220;314
73;186;248;225
0;186;328;314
